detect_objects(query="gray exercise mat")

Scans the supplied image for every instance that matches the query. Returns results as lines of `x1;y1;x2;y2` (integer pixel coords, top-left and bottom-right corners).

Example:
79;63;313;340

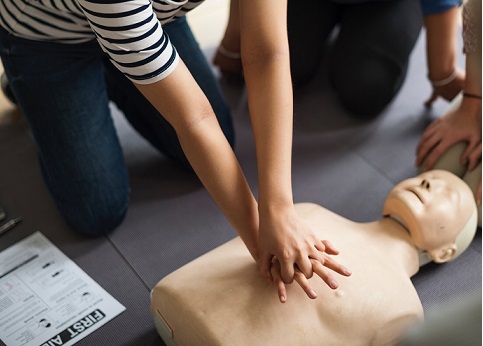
0;26;480;346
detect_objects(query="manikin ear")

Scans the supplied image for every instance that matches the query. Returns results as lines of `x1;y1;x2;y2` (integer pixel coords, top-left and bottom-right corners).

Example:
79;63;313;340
428;244;457;263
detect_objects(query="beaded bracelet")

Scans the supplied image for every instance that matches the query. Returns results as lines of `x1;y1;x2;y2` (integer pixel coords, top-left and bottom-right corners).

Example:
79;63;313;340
463;92;482;100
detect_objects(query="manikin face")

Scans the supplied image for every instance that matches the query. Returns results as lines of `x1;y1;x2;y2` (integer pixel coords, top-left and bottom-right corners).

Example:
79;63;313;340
382;170;475;263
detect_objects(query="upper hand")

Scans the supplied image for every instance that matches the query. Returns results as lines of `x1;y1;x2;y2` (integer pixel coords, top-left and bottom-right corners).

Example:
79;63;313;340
258;205;329;284
257;205;351;292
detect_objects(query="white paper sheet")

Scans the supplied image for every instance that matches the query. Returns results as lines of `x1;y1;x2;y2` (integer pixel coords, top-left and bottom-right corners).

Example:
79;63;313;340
0;232;126;346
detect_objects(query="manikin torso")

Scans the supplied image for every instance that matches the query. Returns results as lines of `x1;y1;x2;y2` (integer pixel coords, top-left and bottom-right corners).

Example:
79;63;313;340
151;203;423;346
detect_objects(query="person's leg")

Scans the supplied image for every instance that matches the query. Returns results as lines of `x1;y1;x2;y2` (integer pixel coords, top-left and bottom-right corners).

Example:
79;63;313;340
329;0;422;118
0;29;129;236
287;0;341;85
106;17;234;168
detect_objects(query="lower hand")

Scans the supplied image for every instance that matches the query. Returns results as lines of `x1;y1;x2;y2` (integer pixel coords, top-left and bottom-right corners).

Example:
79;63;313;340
270;249;351;303
416;102;482;170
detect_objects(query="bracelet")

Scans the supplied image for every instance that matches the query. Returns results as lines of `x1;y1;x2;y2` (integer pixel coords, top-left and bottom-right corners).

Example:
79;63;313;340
217;44;241;60
463;92;482;100
430;69;457;87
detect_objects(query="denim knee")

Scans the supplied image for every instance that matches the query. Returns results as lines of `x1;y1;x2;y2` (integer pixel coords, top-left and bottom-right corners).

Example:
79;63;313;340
42;162;131;237
57;191;129;237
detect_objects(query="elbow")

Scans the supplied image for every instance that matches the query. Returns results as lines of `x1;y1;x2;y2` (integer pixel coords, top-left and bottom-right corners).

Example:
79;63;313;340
241;45;290;68
173;101;217;136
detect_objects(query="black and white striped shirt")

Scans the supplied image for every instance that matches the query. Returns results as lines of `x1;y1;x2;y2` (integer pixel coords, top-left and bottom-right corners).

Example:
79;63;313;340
0;0;204;83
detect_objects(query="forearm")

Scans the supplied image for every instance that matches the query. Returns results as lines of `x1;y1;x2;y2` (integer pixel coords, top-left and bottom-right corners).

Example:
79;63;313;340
177;115;260;258
424;7;460;80
135;61;259;259
464;54;481;96
239;0;294;215
460;52;482;121
461;0;481;112
221;0;240;52
463;0;482;96
244;57;293;208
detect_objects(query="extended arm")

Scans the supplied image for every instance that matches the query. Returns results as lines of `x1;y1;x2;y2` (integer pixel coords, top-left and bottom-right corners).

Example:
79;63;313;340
416;0;481;202
238;0;350;285
423;5;464;106
136;63;261;260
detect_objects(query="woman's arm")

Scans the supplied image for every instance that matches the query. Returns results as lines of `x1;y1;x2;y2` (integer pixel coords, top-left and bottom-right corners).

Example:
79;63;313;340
136;61;260;260
424;6;464;106
238;0;350;288
417;0;481;172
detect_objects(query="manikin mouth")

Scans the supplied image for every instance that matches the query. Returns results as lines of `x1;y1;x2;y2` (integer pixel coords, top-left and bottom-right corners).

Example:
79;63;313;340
406;188;423;203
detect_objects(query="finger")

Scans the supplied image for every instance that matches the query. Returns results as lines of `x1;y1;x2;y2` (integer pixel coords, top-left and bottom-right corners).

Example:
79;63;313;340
308;248;327;267
259;253;274;282
312;259;339;290
468;149;482;171
463;142;482;171
294;270;318;299
321;240;339;255
419;119;442;140
416;135;441;167
270;261;287;303
316;256;352;277
424;90;438;108
277;279;287;303
415;121;443;156
460;140;478;163
313;239;326;253
295;256;314;279
424;141;455;170
279;257;295;284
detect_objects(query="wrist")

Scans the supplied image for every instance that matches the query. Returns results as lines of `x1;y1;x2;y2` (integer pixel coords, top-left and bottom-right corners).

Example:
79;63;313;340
460;92;481;119
258;199;294;219
428;68;457;87
461;92;482;113
218;43;241;60
462;92;482;100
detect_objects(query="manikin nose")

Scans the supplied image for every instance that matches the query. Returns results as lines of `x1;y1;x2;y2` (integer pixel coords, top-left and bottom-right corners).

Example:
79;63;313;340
420;179;430;189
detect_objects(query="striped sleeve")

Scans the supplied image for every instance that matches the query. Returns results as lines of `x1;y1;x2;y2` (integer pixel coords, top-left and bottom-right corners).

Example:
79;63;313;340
77;0;179;84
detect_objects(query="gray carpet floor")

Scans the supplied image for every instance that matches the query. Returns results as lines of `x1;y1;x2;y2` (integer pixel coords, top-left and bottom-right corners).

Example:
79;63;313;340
0;28;480;345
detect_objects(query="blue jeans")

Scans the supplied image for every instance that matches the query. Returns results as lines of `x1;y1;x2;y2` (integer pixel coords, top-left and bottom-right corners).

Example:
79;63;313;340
0;17;234;236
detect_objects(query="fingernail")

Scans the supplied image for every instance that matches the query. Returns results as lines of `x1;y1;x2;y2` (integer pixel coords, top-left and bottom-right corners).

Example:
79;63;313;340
343;267;352;276
310;290;318;299
330;280;339;289
280;295;286;303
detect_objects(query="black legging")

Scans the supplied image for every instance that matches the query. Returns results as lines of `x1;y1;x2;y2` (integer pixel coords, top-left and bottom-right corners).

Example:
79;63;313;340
288;0;423;118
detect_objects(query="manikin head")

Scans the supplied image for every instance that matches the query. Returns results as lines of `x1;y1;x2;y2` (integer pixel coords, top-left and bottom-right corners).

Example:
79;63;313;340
383;170;478;263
